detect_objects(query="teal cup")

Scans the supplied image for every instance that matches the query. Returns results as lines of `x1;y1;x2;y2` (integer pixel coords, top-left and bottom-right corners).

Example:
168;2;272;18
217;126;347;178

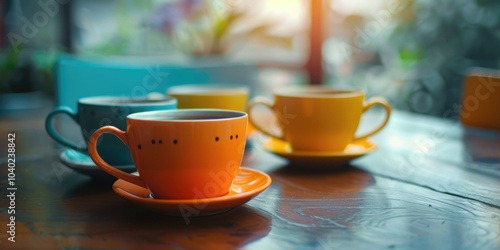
46;96;177;165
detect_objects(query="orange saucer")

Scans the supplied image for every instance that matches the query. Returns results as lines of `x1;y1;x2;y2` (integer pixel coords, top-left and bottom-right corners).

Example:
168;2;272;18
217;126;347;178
261;138;377;165
112;167;271;216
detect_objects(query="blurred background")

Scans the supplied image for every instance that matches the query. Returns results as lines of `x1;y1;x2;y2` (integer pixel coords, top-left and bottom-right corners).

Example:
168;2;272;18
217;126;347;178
1;0;500;117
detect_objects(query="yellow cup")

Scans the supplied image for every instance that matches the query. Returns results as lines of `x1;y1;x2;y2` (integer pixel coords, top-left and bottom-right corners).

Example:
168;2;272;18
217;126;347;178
168;84;249;111
247;86;391;152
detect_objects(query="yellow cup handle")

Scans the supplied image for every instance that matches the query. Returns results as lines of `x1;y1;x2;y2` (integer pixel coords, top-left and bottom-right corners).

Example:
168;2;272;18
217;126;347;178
88;126;147;188
354;97;392;141
246;97;285;140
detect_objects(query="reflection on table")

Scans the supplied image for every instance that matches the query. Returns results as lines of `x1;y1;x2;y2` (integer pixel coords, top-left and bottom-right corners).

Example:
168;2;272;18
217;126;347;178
0;105;499;249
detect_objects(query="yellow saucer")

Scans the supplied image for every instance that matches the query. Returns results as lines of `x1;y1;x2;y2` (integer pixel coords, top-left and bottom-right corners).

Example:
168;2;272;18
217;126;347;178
261;138;377;165
112;167;271;216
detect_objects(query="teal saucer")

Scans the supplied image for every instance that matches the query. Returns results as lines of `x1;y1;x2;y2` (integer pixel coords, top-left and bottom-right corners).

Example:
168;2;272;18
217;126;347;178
60;149;136;179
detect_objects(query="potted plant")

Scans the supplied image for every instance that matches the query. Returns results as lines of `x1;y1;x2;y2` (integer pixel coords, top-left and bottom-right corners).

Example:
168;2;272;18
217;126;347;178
146;0;294;58
0;47;59;114
0;47;39;113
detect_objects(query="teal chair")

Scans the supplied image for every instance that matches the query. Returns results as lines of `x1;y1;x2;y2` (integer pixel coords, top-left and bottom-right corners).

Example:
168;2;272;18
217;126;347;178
56;55;257;110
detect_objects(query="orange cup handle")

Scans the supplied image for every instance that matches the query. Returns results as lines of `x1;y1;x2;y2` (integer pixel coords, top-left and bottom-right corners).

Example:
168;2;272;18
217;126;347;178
246;97;285;140
354;97;392;141
88;126;147;188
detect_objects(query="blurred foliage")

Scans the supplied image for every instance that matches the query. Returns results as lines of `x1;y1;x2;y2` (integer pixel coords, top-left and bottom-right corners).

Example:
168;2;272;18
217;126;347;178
151;0;295;56
0;47;60;96
0;47;20;93
79;0;296;57
33;49;61;97
388;0;500;116
325;0;500;117
391;0;500;68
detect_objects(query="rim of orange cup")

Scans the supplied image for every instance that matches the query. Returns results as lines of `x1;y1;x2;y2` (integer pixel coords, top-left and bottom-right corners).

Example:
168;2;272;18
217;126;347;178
126;108;248;122
78;95;177;107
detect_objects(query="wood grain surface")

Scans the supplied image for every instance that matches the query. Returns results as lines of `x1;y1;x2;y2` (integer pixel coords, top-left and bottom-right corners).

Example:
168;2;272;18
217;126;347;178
0;106;499;249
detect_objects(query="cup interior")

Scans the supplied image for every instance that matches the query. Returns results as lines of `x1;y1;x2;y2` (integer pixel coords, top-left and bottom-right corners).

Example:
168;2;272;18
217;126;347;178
127;109;247;121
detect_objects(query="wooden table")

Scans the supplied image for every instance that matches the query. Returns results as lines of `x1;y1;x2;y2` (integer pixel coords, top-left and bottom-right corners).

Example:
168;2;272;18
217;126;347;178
1;104;499;249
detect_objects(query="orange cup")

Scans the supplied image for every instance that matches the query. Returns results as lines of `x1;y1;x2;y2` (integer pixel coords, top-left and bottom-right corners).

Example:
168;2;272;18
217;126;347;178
460;69;500;131
88;109;248;200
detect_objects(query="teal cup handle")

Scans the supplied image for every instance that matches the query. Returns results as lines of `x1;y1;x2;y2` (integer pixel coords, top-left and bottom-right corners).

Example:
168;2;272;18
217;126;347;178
45;106;86;152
